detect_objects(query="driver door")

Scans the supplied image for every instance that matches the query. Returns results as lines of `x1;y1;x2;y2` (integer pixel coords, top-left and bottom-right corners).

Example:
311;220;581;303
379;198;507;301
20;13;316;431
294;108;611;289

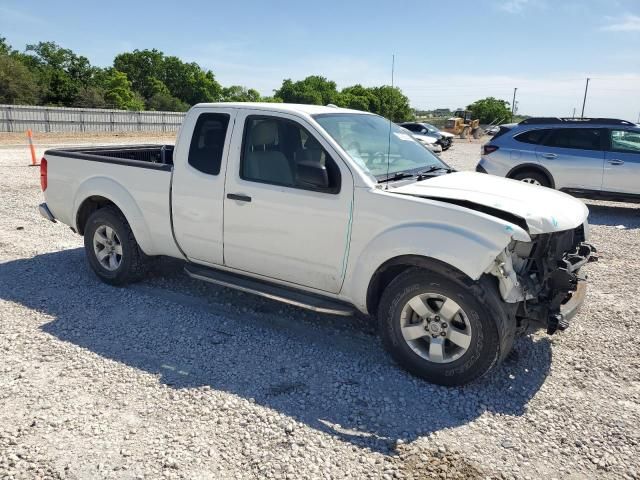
223;110;354;293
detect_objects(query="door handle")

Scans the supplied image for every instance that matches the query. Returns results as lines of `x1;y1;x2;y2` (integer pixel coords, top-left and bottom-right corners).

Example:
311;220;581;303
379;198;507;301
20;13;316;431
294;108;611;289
227;193;252;202
608;159;625;166
542;153;557;159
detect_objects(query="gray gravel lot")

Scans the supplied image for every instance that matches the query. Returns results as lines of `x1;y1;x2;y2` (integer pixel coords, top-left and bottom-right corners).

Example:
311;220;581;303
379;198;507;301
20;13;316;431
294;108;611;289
1;134;639;479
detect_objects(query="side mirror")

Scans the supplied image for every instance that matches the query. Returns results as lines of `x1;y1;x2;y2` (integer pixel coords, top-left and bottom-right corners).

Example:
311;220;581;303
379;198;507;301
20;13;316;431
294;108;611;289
296;160;329;189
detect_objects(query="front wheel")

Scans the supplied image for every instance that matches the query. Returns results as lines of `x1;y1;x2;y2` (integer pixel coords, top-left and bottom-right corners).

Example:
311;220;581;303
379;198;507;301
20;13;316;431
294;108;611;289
378;268;508;386
83;207;147;286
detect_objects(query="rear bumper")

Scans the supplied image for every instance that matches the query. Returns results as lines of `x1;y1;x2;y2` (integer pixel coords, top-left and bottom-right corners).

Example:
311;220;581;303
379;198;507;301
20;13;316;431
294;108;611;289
38;203;56;223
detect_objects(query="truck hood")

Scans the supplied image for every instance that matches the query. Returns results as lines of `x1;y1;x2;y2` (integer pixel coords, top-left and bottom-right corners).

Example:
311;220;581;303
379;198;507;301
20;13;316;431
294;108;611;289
391;171;589;235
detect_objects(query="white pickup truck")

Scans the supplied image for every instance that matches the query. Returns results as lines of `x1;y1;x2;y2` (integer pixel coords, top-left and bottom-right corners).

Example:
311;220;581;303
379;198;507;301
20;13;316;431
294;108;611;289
39;102;596;386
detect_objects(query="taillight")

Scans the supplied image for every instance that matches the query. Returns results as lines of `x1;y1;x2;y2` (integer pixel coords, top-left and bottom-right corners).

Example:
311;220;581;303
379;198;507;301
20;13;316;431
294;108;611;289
483;144;499;155
40;158;47;191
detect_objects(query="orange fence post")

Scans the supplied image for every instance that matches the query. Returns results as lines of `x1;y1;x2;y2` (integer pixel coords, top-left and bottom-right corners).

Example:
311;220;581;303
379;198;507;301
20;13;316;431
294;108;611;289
27;129;39;166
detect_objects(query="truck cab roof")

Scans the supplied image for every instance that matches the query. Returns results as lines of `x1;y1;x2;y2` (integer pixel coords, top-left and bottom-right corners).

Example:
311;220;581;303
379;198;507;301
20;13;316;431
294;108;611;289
191;102;372;116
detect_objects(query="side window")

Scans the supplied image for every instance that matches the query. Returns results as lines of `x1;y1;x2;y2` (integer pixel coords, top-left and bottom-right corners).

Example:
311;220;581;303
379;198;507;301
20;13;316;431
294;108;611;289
514;129;550;145
544;128;602;150
404;124;419;132
188;113;230;175
610;129;640;153
241;116;341;193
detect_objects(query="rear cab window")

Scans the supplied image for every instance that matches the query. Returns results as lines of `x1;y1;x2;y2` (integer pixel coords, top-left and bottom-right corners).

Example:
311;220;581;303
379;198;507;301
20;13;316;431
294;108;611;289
188;113;231;175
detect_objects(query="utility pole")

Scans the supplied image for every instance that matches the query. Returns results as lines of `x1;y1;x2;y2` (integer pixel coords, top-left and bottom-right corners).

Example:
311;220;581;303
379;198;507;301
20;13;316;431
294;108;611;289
581;78;590;119
572;107;576;118
511;87;518;122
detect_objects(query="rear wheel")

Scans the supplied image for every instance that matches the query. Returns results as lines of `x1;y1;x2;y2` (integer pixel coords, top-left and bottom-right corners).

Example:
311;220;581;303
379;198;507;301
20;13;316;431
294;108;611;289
510;169;550;187
378;267;508;386
84;207;147;286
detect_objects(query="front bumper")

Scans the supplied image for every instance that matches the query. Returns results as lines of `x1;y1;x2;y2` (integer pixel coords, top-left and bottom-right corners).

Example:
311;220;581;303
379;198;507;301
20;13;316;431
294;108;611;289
555;270;587;331
517;239;597;335
38;203;56;223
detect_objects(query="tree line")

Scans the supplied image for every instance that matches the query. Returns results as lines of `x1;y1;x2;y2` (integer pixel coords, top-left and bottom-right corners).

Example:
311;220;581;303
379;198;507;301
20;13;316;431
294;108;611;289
0;37;415;121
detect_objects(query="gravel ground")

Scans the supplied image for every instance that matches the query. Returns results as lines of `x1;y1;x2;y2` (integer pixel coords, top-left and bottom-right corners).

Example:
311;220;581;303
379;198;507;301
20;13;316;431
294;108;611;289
1;134;639;479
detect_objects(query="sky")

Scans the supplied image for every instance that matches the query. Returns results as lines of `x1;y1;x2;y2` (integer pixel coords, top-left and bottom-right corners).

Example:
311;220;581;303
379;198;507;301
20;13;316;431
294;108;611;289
1;0;639;120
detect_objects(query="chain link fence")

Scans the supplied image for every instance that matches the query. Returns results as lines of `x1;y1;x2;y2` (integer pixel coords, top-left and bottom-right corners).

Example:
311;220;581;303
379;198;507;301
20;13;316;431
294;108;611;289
0;104;186;133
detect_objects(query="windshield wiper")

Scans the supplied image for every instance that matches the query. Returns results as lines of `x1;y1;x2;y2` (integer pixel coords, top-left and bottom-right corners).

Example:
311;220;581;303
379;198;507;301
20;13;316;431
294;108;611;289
416;165;454;179
378;171;416;183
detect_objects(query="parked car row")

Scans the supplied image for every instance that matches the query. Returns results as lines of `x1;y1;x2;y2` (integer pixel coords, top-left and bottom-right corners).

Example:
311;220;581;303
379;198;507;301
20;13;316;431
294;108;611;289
400;122;454;152
477;117;640;202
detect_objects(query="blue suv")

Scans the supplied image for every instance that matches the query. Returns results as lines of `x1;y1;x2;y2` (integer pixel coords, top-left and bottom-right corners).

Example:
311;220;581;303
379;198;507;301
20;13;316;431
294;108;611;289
476;118;640;202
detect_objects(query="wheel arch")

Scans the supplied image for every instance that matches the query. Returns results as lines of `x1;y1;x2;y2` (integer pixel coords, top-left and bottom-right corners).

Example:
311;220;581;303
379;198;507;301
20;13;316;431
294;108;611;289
73;177;155;255
506;163;555;188
343;222;514;315
366;255;474;316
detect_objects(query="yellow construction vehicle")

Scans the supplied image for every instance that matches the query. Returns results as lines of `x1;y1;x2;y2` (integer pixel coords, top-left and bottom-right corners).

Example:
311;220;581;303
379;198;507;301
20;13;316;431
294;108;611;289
444;110;482;139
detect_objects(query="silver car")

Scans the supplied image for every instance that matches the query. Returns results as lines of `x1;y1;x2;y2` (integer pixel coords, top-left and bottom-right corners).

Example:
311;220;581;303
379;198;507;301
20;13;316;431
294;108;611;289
476;118;640;201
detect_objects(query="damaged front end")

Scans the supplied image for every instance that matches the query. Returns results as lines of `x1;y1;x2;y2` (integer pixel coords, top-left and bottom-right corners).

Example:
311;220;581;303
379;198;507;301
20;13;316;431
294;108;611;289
489;223;598;335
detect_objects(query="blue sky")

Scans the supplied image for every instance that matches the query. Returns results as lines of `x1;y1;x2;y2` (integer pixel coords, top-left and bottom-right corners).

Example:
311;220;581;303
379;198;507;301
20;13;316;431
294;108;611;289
1;0;639;120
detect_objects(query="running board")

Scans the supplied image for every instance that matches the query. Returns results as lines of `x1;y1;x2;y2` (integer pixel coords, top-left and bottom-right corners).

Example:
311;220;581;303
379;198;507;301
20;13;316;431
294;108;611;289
184;264;355;316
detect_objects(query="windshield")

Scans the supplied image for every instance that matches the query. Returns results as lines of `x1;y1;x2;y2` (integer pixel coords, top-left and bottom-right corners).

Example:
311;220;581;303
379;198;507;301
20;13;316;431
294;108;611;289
423;123;439;133
313;113;447;180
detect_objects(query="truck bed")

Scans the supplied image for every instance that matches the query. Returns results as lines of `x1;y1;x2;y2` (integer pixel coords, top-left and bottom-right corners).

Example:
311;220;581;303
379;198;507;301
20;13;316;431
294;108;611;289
43;144;182;258
44;144;174;170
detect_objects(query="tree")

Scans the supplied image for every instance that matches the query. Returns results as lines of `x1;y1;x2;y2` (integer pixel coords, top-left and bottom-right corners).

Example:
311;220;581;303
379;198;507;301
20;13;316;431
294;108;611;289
147;91;189;111
0;36;14;56
274;76;338;105
73;86;107;108
221;85;261;102
113;49;164;99
160;56;222;104
25;41;95;105
0;55;39;104
467;97;511;124
335;84;380;112
368;86;414;122
104;70;144;110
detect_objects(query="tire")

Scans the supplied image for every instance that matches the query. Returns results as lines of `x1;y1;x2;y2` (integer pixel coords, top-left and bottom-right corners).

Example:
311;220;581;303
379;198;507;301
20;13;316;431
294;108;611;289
83;206;147;286
378;267;514;386
510;169;550;188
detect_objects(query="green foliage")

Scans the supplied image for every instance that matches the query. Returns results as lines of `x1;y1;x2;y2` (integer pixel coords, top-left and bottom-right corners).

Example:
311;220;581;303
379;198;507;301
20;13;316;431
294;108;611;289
24;41;96;105
147;91;189;112
368;86;414;122
221;85;262;102
335;84;380;111
73;86;107;108
273;76;414;121
274;76;338;105
467;97;511;124
113;49;164;99
114;50;222;105
1;37;418;118
0;55;39;104
0;36;14;56
104;70;144;110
